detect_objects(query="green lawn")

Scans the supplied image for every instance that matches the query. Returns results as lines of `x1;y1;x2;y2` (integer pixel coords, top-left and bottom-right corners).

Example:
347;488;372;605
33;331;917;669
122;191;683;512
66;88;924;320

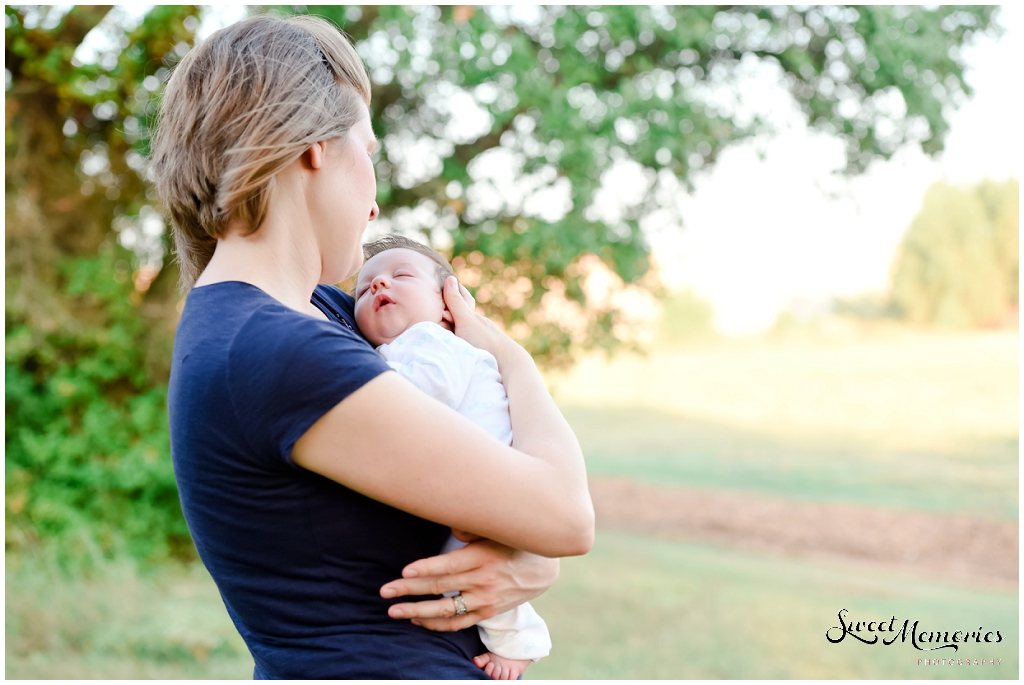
550;330;1019;521
5;553;251;679
565;405;1018;521
9;532;1016;680
549;330;1019;453
528;530;1018;679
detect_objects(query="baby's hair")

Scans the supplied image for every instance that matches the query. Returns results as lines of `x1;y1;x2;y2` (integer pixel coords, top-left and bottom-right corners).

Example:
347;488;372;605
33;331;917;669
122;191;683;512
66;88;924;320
362;235;455;288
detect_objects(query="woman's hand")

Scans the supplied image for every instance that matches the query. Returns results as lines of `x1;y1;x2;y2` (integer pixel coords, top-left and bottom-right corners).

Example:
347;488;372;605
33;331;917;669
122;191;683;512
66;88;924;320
439;279;475;333
379;539;560;632
440;276;513;362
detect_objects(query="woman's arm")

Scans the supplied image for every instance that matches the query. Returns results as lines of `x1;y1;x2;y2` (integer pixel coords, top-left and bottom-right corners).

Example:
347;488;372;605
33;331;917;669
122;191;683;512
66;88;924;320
292;278;594;558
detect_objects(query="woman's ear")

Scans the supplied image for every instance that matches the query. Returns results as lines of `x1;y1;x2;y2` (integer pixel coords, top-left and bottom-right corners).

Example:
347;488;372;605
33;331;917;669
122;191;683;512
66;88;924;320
304;141;327;170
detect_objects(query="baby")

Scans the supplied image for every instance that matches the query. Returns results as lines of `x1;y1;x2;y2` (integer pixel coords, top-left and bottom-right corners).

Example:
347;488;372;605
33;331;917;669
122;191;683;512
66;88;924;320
354;235;551;681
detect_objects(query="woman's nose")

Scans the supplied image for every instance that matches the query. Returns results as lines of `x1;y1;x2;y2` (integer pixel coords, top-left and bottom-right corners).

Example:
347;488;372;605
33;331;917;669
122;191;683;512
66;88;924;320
369;202;380;221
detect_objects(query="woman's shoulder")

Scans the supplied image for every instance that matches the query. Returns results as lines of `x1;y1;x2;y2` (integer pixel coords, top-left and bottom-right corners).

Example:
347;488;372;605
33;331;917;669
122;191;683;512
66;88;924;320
179;280;288;328
170;281;391;467
180;282;360;343
173;280;386;407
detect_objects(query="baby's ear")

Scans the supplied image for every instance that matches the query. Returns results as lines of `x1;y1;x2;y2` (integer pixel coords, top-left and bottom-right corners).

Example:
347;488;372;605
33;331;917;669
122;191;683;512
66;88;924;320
440;307;455;332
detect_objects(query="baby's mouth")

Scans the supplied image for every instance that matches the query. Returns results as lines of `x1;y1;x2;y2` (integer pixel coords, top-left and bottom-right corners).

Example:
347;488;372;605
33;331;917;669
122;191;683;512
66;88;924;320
374;293;395;311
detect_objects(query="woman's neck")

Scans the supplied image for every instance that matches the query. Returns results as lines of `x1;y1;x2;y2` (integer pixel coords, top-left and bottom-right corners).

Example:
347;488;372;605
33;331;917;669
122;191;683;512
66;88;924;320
195;195;323;315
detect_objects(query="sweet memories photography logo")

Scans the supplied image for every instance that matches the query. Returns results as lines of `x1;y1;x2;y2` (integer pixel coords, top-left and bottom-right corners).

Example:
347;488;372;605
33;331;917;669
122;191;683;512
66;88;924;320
826;609;1004;652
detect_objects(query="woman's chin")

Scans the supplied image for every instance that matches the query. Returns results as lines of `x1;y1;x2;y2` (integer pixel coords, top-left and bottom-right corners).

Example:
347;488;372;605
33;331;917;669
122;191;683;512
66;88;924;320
322;261;361;286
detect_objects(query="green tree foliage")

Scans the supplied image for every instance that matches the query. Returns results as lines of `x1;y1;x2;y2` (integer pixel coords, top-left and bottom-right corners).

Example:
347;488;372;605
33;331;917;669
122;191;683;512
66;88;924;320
4;5;1001;562
289;4;999;364
891;178;1018;328
6;5;201;563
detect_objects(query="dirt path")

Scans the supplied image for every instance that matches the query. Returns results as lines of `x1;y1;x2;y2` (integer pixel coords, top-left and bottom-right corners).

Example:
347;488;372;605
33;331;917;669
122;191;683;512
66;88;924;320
590;476;1018;589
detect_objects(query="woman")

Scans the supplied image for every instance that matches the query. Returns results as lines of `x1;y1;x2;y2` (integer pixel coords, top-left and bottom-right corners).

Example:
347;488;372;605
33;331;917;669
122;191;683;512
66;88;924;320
152;14;594;679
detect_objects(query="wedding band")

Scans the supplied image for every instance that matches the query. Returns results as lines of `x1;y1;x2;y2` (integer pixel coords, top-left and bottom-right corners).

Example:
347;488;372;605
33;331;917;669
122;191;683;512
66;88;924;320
452;595;468;616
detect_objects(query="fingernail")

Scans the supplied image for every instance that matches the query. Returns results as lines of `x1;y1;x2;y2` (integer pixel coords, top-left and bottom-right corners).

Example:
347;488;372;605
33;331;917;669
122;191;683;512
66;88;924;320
404;569;418;578
411;619;422;627
381;588;395;598
390;608;405;618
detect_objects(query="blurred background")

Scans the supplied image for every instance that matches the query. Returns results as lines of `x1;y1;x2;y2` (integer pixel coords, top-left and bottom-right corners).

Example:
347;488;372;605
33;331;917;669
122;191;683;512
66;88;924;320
5;4;1018;678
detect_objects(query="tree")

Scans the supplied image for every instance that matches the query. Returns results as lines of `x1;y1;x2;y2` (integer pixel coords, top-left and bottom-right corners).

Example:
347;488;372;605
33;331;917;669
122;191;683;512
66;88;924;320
4;5;1002;560
6;5;202;563
891;179;1018;327
282;4;999;364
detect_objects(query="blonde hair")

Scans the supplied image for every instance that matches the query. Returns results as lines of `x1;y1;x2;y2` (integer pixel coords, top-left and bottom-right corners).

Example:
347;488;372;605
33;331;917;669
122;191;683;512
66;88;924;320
150;14;371;291
362;235;456;288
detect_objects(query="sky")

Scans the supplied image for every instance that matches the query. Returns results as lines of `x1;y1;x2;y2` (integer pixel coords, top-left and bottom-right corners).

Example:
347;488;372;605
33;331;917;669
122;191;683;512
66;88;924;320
647;5;1022;334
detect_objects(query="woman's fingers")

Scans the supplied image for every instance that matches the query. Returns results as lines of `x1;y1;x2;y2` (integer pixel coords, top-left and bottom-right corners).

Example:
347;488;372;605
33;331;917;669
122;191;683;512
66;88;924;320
439;278;471;334
441;276;474;327
411;613;482;632
389;594;470;621
379;544;488;600
381;540;560;632
395;540;494;586
389;595;482;631
440;276;509;356
459;281;476;311
382;572;474;601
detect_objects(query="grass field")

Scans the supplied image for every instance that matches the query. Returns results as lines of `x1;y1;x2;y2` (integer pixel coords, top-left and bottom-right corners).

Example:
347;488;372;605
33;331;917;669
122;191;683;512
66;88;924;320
5;553;251;679
7;530;1016;680
550;328;1018;452
6;327;1018;678
563;405;1018;521
528;531;1017;679
551;328;1019;521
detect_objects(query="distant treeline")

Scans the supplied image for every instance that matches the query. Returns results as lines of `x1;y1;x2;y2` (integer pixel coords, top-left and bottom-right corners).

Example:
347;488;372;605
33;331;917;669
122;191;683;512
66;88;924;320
891;178;1018;328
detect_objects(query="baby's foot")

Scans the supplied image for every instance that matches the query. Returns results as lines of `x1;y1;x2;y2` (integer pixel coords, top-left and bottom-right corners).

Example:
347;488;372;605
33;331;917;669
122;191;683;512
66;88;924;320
473;652;531;680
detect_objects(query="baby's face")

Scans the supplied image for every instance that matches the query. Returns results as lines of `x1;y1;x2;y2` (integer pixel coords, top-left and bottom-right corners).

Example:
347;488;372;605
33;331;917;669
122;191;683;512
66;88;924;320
354;248;446;346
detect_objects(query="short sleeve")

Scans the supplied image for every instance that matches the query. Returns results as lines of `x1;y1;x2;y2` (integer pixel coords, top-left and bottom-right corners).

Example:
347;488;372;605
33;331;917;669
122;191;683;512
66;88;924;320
226;305;391;466
376;322;474;410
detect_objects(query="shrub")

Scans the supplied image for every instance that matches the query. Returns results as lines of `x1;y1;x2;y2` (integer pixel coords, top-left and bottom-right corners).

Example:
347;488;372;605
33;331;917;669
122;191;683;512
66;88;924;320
5;248;190;568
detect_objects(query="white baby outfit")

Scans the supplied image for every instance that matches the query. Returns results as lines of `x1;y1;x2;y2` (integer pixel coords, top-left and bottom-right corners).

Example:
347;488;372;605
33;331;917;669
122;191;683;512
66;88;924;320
377;321;552;662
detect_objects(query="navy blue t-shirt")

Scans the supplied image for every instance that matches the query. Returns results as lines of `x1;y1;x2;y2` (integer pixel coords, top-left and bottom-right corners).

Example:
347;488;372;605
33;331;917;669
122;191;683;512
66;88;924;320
168;282;487;679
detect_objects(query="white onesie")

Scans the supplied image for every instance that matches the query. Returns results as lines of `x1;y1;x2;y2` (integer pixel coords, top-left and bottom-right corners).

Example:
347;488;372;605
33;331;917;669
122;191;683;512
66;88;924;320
377;321;552;662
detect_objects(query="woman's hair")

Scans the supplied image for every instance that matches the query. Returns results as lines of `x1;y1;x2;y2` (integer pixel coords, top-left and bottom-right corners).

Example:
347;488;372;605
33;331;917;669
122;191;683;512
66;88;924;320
362;235;456;287
150;14;371;291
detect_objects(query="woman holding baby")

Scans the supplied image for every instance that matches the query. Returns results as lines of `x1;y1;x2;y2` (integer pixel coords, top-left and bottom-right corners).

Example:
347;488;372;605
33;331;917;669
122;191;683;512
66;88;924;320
154;14;593;680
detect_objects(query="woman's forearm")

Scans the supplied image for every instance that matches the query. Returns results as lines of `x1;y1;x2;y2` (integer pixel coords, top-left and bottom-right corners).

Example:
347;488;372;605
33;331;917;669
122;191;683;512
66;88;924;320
294;372;592;556
492;342;594;555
